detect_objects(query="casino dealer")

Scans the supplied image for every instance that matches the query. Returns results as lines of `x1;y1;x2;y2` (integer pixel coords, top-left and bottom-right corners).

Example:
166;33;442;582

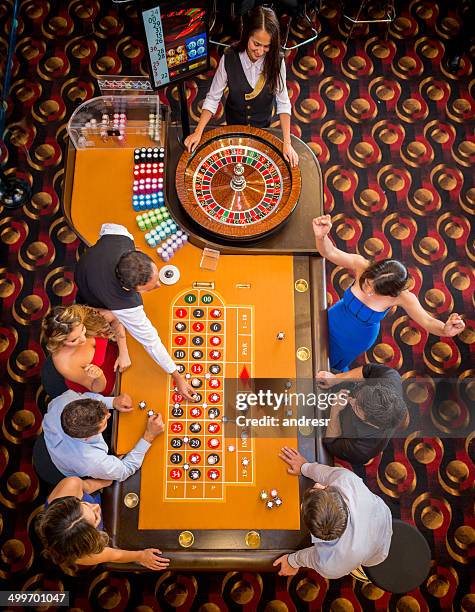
184;6;299;167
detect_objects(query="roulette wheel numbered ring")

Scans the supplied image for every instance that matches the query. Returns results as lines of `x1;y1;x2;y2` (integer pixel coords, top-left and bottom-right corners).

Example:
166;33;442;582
176;126;302;240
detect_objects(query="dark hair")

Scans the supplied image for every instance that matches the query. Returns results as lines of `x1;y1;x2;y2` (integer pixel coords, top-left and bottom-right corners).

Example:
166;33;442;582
358;259;408;297
235;6;282;94
61;399;108;438
301;486;348;541
115;251;154;290
37;496;109;573
352;382;408;430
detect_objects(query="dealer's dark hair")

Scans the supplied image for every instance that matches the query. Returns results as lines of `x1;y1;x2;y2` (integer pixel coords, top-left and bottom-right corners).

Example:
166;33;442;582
301;486;348;541
115;251;154;291
37;496;109;574
352;382;408;430
61;398;108;438
235;6;282;94
358;259;408;297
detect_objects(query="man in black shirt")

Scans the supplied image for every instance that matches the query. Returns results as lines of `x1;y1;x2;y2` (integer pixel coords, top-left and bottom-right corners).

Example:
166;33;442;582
318;364;408;465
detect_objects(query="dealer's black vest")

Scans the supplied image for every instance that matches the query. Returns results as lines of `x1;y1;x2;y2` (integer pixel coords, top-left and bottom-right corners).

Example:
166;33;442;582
75;234;142;310
224;48;275;128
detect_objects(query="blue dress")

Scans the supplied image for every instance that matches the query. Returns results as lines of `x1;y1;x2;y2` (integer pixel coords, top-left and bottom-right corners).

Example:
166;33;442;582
328;286;390;371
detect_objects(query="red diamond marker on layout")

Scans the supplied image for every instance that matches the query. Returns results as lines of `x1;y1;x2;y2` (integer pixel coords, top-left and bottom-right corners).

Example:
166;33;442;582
240;366;250;381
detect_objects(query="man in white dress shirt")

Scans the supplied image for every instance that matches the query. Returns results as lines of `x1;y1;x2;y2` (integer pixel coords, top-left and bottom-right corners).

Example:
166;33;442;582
273;447;393;579
75;223;195;401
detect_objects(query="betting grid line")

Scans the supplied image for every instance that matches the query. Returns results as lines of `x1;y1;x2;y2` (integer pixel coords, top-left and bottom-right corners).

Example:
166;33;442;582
164;291;254;500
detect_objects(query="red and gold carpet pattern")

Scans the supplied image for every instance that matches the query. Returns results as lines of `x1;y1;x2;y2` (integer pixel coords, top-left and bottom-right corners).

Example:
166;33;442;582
0;0;474;610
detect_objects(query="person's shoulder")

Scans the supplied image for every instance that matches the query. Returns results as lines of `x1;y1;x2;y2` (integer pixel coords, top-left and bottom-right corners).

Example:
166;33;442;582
363;363;401;381
50;389;81;407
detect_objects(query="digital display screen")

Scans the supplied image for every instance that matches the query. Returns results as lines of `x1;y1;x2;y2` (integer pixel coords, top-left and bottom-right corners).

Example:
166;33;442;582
140;1;209;89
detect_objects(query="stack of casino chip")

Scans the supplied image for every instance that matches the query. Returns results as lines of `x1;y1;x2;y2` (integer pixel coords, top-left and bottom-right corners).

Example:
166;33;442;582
144;219;179;248
157;230;188;262
132;148;165;211
136;207;170;231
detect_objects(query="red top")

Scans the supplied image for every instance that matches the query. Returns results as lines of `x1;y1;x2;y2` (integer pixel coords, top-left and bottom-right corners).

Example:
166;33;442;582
65;337;118;396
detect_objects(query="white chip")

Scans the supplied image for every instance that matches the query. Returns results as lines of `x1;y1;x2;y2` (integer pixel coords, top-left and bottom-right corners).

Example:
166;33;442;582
227;445;235;452
159;264;180;285
183;463;190;470
183;436;189;443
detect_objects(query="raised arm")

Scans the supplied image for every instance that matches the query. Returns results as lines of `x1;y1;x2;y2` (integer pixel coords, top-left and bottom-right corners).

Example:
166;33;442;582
396;290;465;337
312;216;369;272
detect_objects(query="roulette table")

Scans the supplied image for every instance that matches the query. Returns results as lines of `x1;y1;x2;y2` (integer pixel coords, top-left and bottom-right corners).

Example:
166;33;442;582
63;120;328;570
175;126;301;240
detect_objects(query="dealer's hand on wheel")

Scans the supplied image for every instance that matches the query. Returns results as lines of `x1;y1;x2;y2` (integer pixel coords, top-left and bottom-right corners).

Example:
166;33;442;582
138;548;170;570
184;130;203;153
273;554;299;576
283;141;299;167
279;447;308;475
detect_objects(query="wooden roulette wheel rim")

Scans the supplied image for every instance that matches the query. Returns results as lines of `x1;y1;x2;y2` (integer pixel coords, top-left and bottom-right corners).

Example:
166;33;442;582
176;126;302;240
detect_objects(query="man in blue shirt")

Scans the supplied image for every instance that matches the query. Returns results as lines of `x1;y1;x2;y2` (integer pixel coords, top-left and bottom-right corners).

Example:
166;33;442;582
43;390;164;482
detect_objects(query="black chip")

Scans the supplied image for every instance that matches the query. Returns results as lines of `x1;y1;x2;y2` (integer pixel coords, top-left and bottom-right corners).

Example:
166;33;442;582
210;322;222;332
189;438;201;448
176;364;185;374
189;469;201;480
192;350;203;359
189;422;201;433
172;407;184;417
170;453;182;464
208;408;220;419
209;364;221;374
171;438;183;448
175;322;186;331
193;308;204;318
192;336;204;346
174;349;186;359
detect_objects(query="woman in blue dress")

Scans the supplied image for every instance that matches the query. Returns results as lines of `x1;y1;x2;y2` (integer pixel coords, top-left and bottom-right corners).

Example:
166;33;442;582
313;215;465;371
37;477;170;573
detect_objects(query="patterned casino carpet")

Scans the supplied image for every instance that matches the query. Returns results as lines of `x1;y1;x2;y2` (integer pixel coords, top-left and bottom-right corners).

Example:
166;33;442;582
0;0;474;610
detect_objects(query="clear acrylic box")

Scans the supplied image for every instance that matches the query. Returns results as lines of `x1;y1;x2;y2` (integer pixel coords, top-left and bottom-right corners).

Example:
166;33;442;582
67;95;169;150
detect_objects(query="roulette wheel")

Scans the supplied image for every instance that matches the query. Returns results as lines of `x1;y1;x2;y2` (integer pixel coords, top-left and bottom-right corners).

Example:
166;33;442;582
176;126;302;240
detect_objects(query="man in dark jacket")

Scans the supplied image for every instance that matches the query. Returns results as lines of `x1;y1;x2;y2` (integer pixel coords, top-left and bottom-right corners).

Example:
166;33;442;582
318;364;408;465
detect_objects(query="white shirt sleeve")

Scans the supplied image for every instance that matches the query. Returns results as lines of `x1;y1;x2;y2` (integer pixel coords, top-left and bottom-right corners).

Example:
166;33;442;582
201;54;228;116
87;437;151;482
99;223;134;240
111;305;177;374
276;59;292;116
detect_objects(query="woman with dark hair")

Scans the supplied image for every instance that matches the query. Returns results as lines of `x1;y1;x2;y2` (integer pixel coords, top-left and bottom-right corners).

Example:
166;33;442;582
313;215;465;370
37;477;170;573
184;5;299;167
42;305;131;395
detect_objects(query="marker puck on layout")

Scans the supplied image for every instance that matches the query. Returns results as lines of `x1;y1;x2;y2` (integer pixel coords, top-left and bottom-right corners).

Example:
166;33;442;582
159;264;180;285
